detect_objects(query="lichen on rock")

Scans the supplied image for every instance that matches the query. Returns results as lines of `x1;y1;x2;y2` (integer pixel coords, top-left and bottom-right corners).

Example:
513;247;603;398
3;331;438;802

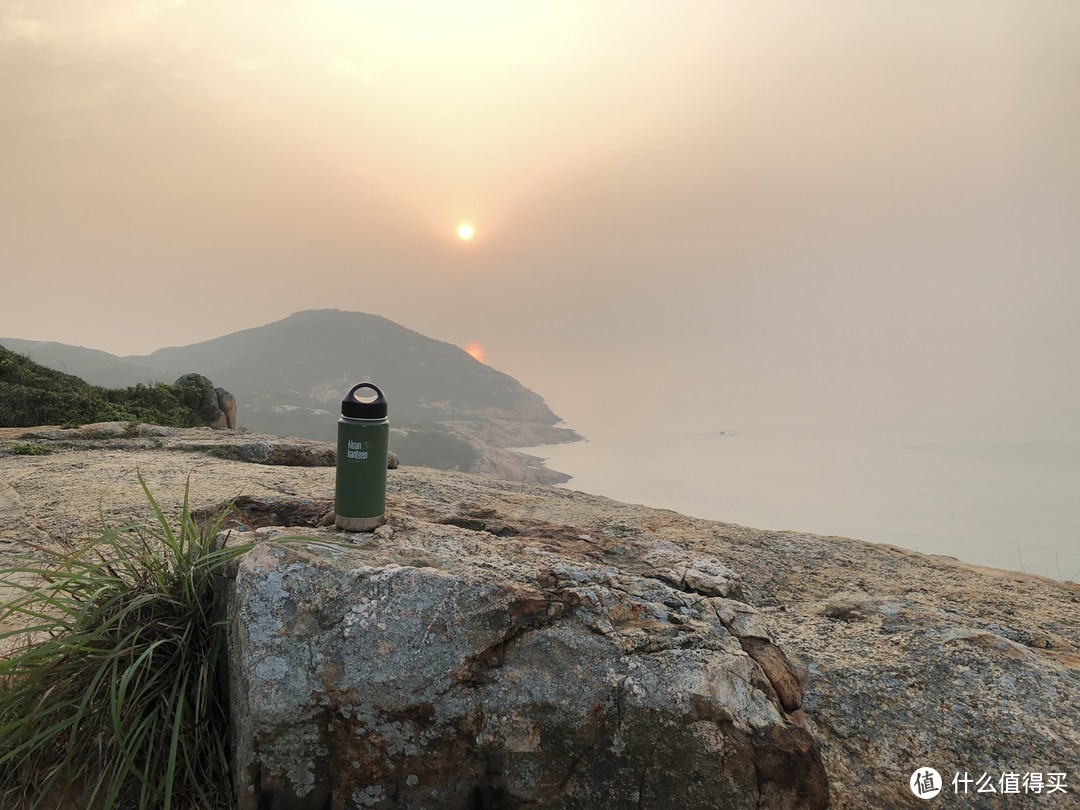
223;508;828;809
2;429;1076;809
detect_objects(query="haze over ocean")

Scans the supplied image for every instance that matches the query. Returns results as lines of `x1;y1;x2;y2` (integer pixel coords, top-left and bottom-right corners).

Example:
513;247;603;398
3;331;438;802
524;411;1080;581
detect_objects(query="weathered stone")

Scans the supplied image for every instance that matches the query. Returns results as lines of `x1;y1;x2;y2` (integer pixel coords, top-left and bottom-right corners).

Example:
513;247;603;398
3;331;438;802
175;373;237;429
235;441;333;466
711;598;772;640
820;595;877;623
738;637;805;712
216;387;238;429
642;542;744;600
198;495;334;530
180;439;337;467
224;522;828;809
2;429;1077;810
177;440;398;469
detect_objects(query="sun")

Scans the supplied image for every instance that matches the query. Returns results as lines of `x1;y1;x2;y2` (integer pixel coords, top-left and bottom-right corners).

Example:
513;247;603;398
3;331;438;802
457;223;475;241
465;341;487;363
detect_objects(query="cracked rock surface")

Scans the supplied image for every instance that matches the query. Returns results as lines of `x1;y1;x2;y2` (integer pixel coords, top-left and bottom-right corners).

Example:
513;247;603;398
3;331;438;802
224;508;826;809
2;426;1077;809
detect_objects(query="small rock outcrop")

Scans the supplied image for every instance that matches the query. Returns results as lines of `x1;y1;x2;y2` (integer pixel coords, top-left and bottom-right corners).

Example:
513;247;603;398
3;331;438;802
222;505;828;810
215;386;238;429
174;373;237;429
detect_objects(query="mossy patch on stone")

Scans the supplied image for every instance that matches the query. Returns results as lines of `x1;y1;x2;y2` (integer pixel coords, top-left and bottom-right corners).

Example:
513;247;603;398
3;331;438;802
7;442;53;456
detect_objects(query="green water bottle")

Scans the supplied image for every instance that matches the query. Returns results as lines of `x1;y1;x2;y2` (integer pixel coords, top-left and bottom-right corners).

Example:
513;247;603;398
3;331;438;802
335;382;389;531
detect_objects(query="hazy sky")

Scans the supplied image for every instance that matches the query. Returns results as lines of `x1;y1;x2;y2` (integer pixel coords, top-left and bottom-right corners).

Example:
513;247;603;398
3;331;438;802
3;1;1079;431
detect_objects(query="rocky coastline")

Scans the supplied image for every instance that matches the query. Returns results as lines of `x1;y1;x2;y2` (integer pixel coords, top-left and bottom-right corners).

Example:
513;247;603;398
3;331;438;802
1;425;1077;808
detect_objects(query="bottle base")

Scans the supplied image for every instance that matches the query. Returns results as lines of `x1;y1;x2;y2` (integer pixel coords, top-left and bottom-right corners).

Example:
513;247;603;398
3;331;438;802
335;514;384;532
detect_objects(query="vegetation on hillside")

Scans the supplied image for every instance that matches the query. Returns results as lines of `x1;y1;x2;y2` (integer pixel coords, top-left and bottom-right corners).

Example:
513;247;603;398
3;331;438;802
3;312;582;481
391;427;479;472
0;345;211;429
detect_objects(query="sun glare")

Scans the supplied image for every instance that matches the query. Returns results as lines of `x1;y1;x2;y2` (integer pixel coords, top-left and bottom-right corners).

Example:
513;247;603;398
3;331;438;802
457;223;475;241
465;341;487;363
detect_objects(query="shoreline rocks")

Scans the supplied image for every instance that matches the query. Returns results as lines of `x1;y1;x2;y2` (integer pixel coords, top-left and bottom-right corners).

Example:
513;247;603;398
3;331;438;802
0;428;1077;809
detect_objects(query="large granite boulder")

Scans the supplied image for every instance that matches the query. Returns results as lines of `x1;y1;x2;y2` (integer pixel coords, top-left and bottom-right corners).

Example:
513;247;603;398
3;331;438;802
222;506;828;809
174;373;237;429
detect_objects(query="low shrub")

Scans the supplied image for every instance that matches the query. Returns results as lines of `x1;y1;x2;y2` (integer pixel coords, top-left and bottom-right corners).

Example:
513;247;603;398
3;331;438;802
0;476;302;808
0;346;212;429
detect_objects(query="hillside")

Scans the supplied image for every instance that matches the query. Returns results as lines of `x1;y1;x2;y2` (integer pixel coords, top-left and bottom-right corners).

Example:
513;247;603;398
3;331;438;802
0;341;162;389
2;310;580;482
0;345;217;429
139;309;562;428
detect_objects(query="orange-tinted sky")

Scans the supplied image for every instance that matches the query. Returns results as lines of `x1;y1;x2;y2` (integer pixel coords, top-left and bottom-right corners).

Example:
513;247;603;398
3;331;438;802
3;1;1079;429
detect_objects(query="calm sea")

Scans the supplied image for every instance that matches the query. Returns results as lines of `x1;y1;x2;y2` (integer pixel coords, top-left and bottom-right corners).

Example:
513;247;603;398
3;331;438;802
526;419;1080;581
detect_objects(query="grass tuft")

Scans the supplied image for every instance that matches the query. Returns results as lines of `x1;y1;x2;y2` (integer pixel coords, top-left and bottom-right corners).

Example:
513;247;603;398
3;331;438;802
0;474;259;808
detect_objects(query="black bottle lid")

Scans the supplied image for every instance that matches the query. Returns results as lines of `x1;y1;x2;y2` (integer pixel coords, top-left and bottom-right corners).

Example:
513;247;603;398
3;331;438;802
341;382;388;419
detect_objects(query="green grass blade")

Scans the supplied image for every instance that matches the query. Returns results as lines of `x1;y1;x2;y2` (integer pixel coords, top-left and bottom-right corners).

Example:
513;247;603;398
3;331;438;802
163;668;190;810
0;477;260;809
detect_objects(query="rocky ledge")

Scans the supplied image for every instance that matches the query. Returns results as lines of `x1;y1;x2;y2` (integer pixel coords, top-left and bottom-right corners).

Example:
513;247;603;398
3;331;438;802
1;426;1077;809
221;509;825;809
